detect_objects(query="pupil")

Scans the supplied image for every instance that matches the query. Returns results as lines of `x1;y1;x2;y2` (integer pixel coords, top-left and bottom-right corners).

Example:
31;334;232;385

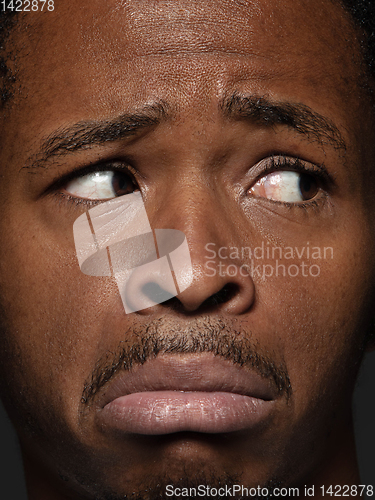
112;172;135;197
299;174;318;200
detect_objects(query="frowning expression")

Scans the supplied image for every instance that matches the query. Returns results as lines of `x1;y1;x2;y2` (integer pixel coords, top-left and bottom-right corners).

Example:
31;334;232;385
0;0;374;498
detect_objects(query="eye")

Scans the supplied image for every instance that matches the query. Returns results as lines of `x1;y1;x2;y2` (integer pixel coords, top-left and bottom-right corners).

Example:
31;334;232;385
64;170;138;200
250;170;320;203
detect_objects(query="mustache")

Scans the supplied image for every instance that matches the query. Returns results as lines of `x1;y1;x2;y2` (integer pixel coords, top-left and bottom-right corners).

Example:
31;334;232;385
81;316;292;406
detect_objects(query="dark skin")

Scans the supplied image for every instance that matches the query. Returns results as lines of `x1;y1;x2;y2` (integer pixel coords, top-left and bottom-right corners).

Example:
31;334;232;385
0;0;375;499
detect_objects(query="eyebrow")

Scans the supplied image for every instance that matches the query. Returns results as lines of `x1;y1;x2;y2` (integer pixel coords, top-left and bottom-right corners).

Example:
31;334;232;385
25;101;170;171
220;92;346;151
25;92;345;172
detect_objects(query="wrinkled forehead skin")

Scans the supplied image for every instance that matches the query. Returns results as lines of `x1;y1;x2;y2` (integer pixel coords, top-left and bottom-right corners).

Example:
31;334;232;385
5;0;373;156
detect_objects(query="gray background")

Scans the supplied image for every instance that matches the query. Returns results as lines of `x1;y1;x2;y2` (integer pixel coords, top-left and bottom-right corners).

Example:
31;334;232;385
0;351;374;499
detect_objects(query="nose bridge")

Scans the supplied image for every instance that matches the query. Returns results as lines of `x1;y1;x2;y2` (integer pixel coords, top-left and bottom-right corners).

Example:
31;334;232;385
147;108;239;248
151;174;233;263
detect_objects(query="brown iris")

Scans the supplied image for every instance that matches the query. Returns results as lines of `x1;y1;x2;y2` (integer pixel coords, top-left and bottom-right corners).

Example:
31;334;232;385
111;172;138;197
299;173;319;201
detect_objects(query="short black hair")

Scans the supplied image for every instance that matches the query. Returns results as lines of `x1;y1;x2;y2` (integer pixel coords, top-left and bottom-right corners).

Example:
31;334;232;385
0;9;17;104
0;2;375;105
341;0;375;77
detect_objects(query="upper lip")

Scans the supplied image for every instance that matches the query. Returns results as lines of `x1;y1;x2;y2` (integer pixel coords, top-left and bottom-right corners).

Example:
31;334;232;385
97;352;279;409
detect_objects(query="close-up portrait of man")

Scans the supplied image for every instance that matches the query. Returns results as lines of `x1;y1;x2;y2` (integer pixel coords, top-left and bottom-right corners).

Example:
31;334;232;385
0;0;375;499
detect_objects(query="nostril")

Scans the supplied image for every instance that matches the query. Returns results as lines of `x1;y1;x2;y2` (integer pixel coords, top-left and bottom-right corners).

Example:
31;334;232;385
201;283;239;309
141;282;175;303
137;261;255;315
154;283;240;314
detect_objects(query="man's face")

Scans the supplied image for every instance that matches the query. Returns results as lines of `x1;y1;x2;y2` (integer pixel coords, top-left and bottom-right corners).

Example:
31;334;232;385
0;0;375;498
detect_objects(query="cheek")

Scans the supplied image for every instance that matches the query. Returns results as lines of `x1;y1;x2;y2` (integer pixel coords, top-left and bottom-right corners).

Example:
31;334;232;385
256;230;375;417
0;216;124;428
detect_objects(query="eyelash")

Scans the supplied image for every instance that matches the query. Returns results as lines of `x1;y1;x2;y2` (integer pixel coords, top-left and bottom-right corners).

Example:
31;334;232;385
248;154;333;211
51;154;332;213
256;155;331;184
50;162;139;208
53;191;102;209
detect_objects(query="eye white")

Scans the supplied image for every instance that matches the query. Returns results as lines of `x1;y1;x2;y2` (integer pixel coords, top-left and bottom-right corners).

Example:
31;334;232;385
65;171;118;200
250;171;314;203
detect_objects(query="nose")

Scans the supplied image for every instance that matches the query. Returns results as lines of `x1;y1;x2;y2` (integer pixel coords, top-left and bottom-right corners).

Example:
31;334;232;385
134;193;256;316
115;229;255;315
131;244;255;315
122;250;255;316
175;260;255;314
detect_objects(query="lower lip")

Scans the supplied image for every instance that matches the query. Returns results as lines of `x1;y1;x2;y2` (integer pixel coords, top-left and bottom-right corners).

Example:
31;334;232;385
98;391;275;435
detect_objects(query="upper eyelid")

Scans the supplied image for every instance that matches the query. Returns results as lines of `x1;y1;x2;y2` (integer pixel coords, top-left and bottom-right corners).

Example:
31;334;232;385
49;161;139;189
50;155;332;198
253;155;333;185
57;167;140;205
73;162;138;179
245;156;331;206
53;154;326;180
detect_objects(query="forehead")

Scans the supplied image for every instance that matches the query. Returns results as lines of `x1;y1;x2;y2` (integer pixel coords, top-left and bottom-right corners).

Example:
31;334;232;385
10;0;361;122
